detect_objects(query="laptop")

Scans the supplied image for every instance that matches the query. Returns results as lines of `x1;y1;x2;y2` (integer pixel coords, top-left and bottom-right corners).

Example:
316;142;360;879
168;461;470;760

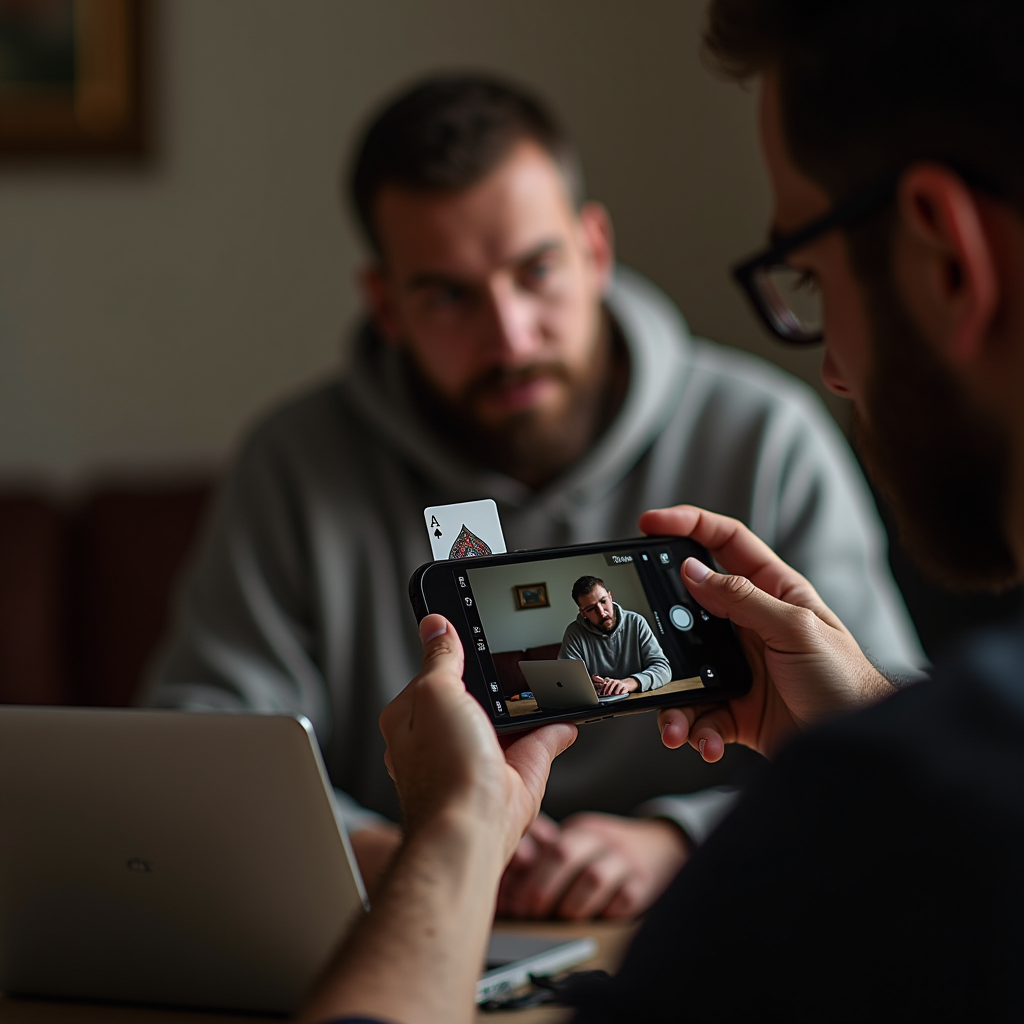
0;706;594;1013
521;659;632;710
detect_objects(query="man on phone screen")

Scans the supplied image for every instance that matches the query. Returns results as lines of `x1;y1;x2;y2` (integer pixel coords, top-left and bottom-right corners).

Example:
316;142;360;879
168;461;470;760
559;575;670;695
147;71;924;919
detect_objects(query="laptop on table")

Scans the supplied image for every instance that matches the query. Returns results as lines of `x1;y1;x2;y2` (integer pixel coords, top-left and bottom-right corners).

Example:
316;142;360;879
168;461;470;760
0;707;594;1013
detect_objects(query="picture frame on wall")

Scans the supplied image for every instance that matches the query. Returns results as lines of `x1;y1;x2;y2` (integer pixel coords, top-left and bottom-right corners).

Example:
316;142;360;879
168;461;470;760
0;0;148;160
513;583;550;611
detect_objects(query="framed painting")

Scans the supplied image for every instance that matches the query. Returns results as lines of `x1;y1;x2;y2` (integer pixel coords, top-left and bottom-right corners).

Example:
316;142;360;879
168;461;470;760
0;0;147;159
513;583;550;611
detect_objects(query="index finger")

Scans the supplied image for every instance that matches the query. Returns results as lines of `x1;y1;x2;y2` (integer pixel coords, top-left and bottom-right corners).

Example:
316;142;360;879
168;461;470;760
657;706;694;749
502;722;578;800
528;811;561;845
639;505;827;613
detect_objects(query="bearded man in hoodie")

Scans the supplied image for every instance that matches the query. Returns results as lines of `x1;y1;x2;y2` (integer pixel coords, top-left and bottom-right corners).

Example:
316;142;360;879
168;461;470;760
146;72;923;921
560;576;671;696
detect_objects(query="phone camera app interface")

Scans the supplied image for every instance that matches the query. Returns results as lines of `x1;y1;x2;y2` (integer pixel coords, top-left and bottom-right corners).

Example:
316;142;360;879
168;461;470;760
457;546;719;721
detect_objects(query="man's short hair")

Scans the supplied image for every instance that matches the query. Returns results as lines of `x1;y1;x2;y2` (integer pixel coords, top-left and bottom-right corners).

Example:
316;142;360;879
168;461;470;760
348;73;585;256
704;0;1024;219
572;576;606;605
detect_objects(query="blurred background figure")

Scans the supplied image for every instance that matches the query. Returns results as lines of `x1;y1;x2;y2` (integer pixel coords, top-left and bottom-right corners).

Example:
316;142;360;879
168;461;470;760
139;66;922;918
0;0;1019;908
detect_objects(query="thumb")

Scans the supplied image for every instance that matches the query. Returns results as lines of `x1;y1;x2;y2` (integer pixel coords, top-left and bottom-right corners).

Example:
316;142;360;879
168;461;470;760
682;557;817;651
416;614;465;680
381;615;465;738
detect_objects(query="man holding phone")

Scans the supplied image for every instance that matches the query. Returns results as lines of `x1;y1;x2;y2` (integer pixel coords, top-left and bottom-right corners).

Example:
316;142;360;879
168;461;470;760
297;1;1024;1020
148;71;923;918
559;576;670;695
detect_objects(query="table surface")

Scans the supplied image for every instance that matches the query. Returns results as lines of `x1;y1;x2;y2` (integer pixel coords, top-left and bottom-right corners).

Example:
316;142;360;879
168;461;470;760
0;920;633;1024
508;673;704;717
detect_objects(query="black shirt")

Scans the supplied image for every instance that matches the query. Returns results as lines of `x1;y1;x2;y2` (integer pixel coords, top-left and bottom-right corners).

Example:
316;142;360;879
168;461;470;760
569;624;1024;1022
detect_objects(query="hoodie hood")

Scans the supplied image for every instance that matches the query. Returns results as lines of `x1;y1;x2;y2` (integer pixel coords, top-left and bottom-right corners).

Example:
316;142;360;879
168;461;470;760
337;265;694;514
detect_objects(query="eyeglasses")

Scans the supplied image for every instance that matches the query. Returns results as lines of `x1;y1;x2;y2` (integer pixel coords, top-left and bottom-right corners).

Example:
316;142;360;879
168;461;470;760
580;593;612;616
731;172;899;345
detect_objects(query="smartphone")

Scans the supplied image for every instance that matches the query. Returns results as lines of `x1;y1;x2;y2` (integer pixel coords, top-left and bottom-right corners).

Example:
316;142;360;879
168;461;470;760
409;535;751;733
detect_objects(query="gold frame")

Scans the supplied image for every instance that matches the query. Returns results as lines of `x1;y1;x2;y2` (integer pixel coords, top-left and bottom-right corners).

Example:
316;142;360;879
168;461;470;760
512;583;550;611
0;0;147;158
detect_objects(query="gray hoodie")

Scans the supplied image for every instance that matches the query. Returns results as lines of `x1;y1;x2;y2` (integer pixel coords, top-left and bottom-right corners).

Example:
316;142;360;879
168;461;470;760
559;603;671;692
146;266;924;843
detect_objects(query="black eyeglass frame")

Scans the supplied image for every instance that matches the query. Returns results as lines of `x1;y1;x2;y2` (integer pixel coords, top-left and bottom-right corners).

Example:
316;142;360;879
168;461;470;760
731;172;900;345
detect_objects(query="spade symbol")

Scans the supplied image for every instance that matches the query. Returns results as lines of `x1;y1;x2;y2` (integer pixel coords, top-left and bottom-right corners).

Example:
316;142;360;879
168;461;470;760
434;528;442;538
449;524;492;559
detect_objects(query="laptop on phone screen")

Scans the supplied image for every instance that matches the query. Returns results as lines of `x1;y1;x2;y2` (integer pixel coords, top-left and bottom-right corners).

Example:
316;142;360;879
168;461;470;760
521;659;632;709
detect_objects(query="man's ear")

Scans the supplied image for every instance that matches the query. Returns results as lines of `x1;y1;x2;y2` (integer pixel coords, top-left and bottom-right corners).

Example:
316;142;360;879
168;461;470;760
896;164;999;365
578;201;615;293
358;264;403;347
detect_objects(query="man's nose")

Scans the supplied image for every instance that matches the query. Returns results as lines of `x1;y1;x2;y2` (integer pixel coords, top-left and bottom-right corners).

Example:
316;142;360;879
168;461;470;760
821;347;851;396
481;279;540;361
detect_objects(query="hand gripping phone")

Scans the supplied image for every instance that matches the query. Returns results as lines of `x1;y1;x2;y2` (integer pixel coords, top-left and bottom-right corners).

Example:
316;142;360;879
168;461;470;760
409;536;751;733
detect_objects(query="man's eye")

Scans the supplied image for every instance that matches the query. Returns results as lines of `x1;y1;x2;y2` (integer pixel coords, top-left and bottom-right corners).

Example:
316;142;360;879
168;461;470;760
426;285;466;307
520;259;556;288
792;268;820;294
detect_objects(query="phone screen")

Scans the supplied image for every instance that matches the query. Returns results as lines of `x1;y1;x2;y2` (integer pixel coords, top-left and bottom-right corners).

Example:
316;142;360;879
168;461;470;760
410;536;751;731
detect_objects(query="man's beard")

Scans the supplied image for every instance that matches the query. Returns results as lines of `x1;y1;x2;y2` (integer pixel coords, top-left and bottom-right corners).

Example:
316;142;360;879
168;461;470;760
403;327;624;488
853;268;1018;591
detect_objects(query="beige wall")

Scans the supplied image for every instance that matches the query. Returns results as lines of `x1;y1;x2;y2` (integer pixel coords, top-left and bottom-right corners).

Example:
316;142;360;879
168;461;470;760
468;554;653;654
0;0;844;485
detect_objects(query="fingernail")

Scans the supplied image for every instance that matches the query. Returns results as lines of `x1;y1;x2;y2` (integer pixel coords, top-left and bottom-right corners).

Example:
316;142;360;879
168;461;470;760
660;722;668;741
698;737;707;757
419;619;447;644
684;557;713;583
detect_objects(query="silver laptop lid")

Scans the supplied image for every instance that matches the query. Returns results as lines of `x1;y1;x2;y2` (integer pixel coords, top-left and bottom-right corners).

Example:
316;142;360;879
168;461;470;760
0;707;367;1014
520;658;603;709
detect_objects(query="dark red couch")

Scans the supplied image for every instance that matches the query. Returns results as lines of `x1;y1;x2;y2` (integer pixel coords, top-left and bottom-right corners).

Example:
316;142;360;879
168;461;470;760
0;481;213;707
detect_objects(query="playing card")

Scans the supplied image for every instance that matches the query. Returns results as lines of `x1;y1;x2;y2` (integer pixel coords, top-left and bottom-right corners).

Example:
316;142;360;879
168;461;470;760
423;499;507;560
